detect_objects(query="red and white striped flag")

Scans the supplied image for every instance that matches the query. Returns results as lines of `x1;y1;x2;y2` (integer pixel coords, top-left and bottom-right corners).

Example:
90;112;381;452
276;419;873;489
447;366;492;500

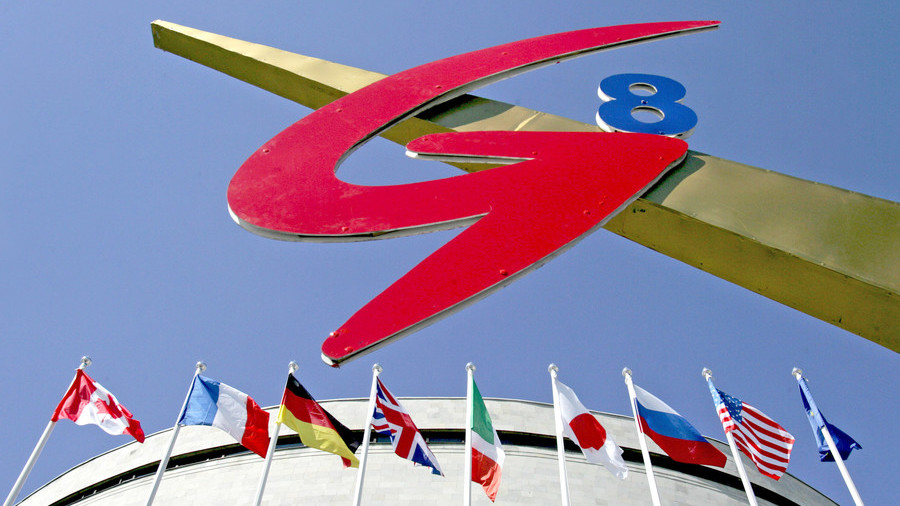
710;386;793;480
52;369;145;442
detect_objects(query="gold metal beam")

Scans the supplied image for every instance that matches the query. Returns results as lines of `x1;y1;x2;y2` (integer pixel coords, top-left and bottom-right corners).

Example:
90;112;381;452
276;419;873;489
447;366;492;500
151;20;899;351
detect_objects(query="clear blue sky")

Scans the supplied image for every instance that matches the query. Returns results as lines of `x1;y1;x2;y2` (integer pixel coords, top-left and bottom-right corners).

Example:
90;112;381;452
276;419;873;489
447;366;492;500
2;1;897;504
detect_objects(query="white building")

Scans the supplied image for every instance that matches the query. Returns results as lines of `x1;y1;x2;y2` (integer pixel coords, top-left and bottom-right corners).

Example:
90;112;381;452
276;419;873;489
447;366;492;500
19;398;833;505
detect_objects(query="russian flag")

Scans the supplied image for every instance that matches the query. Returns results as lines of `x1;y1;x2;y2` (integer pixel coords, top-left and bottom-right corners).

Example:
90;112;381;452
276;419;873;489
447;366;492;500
633;384;726;467
179;375;271;458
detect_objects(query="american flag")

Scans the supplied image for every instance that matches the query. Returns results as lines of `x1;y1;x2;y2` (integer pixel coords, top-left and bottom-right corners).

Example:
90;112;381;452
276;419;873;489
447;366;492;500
373;378;443;475
709;383;795;480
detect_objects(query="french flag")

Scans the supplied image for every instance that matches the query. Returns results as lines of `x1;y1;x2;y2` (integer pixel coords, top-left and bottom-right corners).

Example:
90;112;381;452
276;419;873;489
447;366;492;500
179;375;271;458
633;384;726;467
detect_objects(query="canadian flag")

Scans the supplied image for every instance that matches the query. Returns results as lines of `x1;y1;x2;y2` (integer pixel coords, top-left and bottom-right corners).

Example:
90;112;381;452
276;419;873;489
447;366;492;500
554;379;627;479
51;369;145;442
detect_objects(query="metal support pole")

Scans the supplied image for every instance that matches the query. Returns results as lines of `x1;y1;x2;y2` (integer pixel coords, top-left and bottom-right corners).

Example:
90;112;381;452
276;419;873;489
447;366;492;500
253;361;299;506
703;368;757;506
145;361;206;506
352;363;382;506
4;356;91;506
548;364;570;506
622;368;661;506
464;363;475;506
792;369;864;506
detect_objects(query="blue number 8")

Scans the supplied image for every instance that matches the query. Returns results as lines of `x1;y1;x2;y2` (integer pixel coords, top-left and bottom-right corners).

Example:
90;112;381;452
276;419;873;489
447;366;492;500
596;74;697;138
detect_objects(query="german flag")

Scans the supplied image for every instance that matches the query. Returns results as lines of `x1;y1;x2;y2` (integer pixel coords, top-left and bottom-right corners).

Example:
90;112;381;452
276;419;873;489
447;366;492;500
277;374;361;467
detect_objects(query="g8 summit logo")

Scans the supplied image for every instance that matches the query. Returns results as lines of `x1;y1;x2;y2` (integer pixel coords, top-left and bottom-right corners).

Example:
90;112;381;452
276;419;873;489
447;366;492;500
224;21;719;366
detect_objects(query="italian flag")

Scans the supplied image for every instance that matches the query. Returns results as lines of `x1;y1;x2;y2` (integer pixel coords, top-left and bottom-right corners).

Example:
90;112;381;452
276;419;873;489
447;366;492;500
470;380;505;502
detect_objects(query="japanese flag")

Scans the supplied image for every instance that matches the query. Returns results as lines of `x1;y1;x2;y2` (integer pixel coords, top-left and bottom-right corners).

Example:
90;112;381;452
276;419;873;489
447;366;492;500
555;379;627;479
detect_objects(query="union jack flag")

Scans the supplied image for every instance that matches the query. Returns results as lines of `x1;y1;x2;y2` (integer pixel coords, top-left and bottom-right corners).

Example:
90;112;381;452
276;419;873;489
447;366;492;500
373;378;443;476
708;382;795;480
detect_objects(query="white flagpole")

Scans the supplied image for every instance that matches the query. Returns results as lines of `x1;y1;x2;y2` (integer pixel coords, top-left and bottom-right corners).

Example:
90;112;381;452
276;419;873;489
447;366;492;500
352;363;383;506
819;425;864;506
4;356;91;506
145;361;206;506
724;431;758;506
548;364;570;506
464;363;475;506
4;421;55;506
253;361;298;506
703;368;758;506
792;368;864;506
621;368;661;506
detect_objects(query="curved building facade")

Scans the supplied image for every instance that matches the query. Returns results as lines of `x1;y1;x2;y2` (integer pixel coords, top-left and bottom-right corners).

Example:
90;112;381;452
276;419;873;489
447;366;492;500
19;398;834;505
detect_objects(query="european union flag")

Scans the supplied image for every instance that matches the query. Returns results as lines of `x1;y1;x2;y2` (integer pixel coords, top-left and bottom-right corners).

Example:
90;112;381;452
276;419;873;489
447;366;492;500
798;377;861;462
